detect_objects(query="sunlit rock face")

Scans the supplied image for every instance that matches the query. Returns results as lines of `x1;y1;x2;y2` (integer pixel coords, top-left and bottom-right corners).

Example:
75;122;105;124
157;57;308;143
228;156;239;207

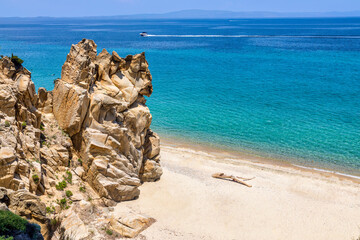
53;39;162;201
0;39;162;239
0;39;162;202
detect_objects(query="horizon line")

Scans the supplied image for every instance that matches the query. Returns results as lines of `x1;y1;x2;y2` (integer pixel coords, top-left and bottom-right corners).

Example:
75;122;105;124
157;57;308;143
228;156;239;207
2;9;360;19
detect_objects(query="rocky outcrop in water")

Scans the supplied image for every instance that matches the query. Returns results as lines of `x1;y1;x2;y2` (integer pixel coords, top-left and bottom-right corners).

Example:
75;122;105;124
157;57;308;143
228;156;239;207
0;39;162;239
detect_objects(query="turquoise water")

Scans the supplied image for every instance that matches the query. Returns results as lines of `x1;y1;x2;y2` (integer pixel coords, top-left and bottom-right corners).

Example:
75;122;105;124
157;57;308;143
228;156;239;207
0;18;359;174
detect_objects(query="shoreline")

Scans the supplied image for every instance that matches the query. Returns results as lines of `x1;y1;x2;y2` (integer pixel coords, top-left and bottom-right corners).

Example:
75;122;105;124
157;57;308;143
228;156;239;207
160;135;360;184
122;135;360;239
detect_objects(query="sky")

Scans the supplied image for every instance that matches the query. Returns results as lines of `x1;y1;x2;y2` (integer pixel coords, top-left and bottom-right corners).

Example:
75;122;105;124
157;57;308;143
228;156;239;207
0;0;359;17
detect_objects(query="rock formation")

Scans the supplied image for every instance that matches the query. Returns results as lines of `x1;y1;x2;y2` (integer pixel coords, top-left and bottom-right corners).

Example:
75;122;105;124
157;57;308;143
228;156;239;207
52;39;162;201
0;39;162;239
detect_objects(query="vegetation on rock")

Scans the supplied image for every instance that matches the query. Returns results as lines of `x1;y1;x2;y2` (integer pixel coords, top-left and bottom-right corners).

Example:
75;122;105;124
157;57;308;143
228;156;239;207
4;121;10;128
0;210;27;234
0;54;24;67
64;171;72;184
0;210;41;240
32;174;40;184
55;180;67;191
105;229;113;236
45;206;55;214
0;236;13;240
65;190;73;198
10;54;24;67
57;198;68;210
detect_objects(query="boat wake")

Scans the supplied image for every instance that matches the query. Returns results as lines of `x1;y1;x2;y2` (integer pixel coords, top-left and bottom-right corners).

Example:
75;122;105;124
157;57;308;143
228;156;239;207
146;34;360;39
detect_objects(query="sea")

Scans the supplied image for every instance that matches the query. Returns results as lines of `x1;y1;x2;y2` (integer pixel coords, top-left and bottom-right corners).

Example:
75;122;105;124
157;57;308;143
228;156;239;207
0;17;359;175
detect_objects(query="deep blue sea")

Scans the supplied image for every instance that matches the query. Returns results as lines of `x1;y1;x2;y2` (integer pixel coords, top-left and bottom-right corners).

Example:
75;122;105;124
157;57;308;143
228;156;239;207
0;17;359;175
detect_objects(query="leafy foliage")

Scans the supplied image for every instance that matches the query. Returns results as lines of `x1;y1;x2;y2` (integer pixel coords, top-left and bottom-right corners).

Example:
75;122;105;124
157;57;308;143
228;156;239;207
64;171;72;184
0;236;14;240
55;180;67;191
105;229;113;236
57;198;68;210
79;186;86;193
65;190;73;198
32;175;40;184
45;206;55;214
10;54;23;67
0;210;41;240
50;219;57;226
0;210;27;234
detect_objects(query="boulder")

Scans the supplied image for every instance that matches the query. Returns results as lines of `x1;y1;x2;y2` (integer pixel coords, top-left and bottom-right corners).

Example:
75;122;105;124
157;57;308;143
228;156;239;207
110;209;155;238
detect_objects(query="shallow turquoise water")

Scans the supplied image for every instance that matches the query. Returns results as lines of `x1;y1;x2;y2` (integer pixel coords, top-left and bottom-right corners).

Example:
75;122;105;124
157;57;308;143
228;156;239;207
0;18;359;174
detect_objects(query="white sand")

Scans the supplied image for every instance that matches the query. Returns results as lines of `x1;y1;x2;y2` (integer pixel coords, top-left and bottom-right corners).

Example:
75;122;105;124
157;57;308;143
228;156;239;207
119;143;360;240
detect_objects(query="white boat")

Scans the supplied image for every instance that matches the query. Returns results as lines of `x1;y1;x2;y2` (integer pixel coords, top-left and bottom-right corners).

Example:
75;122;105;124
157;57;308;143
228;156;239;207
140;32;148;37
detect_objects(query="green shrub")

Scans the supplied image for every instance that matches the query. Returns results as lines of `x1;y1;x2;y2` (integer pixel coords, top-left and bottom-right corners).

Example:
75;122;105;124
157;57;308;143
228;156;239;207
61;199;69;209
4;121;10;128
0;210;27;234
50;219;57;226
55;180;67;191
79;186;86;193
21;121;26;128
45;207;55;214
60;198;66;205
57;198;68;210
32;175;40;184
40;125;44;131
105;229;113;236
65;190;73;198
0;236;14;240
0;210;41;240
64;171;72;184
77;158;82;164
10;54;24;67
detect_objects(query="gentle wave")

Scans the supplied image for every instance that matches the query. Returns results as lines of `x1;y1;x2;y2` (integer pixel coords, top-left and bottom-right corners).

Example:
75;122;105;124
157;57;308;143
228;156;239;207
292;164;360;180
147;34;360;39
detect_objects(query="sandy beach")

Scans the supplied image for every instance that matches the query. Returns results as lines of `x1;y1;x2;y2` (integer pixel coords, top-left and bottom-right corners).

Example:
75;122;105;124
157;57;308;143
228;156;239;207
118;140;360;240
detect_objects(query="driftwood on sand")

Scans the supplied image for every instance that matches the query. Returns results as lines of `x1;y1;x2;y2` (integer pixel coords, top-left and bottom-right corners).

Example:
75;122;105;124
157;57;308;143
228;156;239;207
212;173;255;188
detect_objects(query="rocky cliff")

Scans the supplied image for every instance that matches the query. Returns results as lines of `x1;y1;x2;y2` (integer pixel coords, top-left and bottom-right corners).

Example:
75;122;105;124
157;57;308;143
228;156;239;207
0;39;162;239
